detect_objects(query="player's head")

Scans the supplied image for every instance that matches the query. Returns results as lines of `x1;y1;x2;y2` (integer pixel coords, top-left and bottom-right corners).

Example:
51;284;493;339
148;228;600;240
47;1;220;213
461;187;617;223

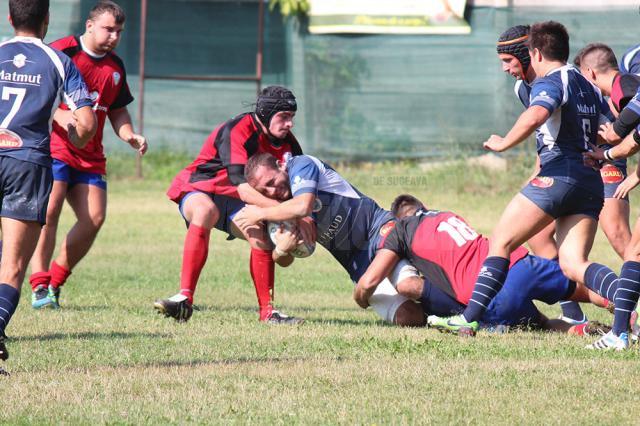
575;43;618;87
255;86;297;140
496;25;531;81
391;194;426;219
85;1;126;54
528;21;569;68
245;152;291;201
9;0;49;38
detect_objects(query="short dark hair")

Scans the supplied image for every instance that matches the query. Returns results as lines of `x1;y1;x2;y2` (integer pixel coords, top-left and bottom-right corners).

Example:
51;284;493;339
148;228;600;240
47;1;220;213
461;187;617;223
529;21;569;63
575;43;618;73
88;1;125;25
245;152;279;184
390;194;426;219
9;0;49;32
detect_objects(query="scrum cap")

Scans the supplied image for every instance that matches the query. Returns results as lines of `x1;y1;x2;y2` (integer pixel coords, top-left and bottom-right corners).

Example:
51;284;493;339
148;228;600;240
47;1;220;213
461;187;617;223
497;25;531;72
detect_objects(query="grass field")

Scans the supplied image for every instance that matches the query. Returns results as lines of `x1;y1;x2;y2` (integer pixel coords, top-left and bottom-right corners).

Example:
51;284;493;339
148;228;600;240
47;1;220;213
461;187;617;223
2;153;640;424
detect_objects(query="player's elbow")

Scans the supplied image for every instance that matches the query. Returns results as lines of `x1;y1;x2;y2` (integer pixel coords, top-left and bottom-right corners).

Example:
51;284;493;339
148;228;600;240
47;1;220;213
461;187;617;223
73;107;97;148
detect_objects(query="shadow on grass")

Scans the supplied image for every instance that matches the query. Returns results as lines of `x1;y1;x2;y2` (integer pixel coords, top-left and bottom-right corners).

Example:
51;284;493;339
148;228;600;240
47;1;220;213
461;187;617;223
11;331;173;342
130;355;341;370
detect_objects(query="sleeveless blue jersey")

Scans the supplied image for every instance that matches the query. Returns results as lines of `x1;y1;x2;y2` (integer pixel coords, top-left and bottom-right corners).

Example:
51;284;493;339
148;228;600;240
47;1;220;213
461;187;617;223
620;44;640;76
529;65;612;195
287;155;393;272
0;36;92;166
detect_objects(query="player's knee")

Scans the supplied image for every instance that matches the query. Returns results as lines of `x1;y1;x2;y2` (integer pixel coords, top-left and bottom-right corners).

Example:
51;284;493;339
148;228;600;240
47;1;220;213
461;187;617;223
393;301;425;327
244;224;270;250
190;204;219;229
558;257;583;283
88;210;106;229
396;276;423;299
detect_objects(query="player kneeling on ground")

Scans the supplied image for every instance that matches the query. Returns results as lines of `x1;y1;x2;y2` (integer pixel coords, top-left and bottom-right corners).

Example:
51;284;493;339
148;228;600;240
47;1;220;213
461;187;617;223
235;153;425;326
354;195;611;336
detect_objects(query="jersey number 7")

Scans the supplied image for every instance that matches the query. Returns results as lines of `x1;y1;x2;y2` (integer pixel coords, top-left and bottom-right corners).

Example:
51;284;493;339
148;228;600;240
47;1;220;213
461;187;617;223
1;87;26;128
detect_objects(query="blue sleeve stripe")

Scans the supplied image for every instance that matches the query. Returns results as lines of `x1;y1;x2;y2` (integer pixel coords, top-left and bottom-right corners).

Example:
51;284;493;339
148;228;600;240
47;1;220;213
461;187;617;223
292;187;316;197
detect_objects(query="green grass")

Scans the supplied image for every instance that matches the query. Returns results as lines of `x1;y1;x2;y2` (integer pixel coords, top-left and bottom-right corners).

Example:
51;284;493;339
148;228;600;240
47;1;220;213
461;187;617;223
1;154;639;424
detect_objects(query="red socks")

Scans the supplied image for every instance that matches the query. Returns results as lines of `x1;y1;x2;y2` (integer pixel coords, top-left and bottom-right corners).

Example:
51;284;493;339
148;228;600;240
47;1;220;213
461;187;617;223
29;262;70;291
250;248;275;321
179;224;210;303
29;271;51;291
50;261;71;289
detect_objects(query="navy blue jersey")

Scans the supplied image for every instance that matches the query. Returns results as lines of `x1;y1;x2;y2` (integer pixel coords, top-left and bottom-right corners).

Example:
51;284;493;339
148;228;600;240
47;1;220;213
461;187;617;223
529;65;611;194
287;155;394;272
513;79;531;108
0;36;92;166
620;44;640;76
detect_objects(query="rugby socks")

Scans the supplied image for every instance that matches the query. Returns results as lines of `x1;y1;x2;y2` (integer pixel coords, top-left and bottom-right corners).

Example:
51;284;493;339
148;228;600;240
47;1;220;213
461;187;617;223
463;256;509;322
29;271;51;292
559;301;586;323
49;261;71;289
0;284;19;337
250;248;274;321
179;224;210;303
420;279;465;317
583;263;618;301
612;261;640;336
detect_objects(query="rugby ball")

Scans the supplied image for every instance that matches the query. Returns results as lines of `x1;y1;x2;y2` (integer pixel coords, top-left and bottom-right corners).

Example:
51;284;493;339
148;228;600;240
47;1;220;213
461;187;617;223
267;221;316;258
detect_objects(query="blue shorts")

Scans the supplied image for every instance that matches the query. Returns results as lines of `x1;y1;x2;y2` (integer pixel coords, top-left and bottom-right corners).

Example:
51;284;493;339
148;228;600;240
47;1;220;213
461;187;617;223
53;159;107;191
481;255;573;327
520;176;603;220
0;156;53;224
601;164;629;201
178;191;245;236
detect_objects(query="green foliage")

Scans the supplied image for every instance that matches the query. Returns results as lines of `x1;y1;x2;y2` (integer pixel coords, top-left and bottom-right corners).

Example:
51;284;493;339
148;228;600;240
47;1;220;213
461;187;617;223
268;0;310;18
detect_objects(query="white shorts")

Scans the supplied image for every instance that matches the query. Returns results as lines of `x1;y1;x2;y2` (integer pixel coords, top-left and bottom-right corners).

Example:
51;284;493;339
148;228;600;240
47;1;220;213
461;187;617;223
368;259;419;323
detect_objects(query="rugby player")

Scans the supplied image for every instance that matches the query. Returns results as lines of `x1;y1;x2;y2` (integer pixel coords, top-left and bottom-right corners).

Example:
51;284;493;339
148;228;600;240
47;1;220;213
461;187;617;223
236;153;425;326
497;24;586;324
354;195;610;335
428;21;612;336
154;86;306;324
28;1;147;309
0;0;96;373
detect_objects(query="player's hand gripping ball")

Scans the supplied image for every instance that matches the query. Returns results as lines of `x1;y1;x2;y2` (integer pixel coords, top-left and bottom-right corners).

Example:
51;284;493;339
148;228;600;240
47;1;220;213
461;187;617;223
268;221;316;258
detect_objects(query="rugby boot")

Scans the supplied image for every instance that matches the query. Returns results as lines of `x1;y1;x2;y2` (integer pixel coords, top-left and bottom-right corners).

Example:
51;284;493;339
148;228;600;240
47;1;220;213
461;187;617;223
31;285;54;309
48;285;61;309
0;333;8;377
586;331;629;350
264;310;304;325
154;294;193;322
427;314;478;336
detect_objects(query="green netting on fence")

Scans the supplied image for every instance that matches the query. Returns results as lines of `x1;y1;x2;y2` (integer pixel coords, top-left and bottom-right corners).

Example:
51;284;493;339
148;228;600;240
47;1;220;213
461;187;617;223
0;2;637;162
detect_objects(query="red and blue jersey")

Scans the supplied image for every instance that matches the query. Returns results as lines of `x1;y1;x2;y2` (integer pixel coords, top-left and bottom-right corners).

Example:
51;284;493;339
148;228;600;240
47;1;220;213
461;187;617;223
49;36;133;175
0;36;92;167
167;113;302;202
529;65;612;195
383;210;529;304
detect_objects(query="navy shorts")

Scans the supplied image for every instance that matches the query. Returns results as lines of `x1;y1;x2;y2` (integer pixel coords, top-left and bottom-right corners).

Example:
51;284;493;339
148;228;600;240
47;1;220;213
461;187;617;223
178;191;245;236
520;176;603;220
601;164;628;201
0;156;52;224
53;159;107;191
481;255;572;327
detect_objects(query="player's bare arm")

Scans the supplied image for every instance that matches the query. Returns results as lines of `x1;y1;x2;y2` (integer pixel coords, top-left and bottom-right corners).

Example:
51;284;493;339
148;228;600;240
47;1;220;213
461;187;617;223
353;249;400;309
236;183;280;208
108;107;148;155
586;130;640;163
68;105;97;149
484;105;550;152
235;193;315;228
